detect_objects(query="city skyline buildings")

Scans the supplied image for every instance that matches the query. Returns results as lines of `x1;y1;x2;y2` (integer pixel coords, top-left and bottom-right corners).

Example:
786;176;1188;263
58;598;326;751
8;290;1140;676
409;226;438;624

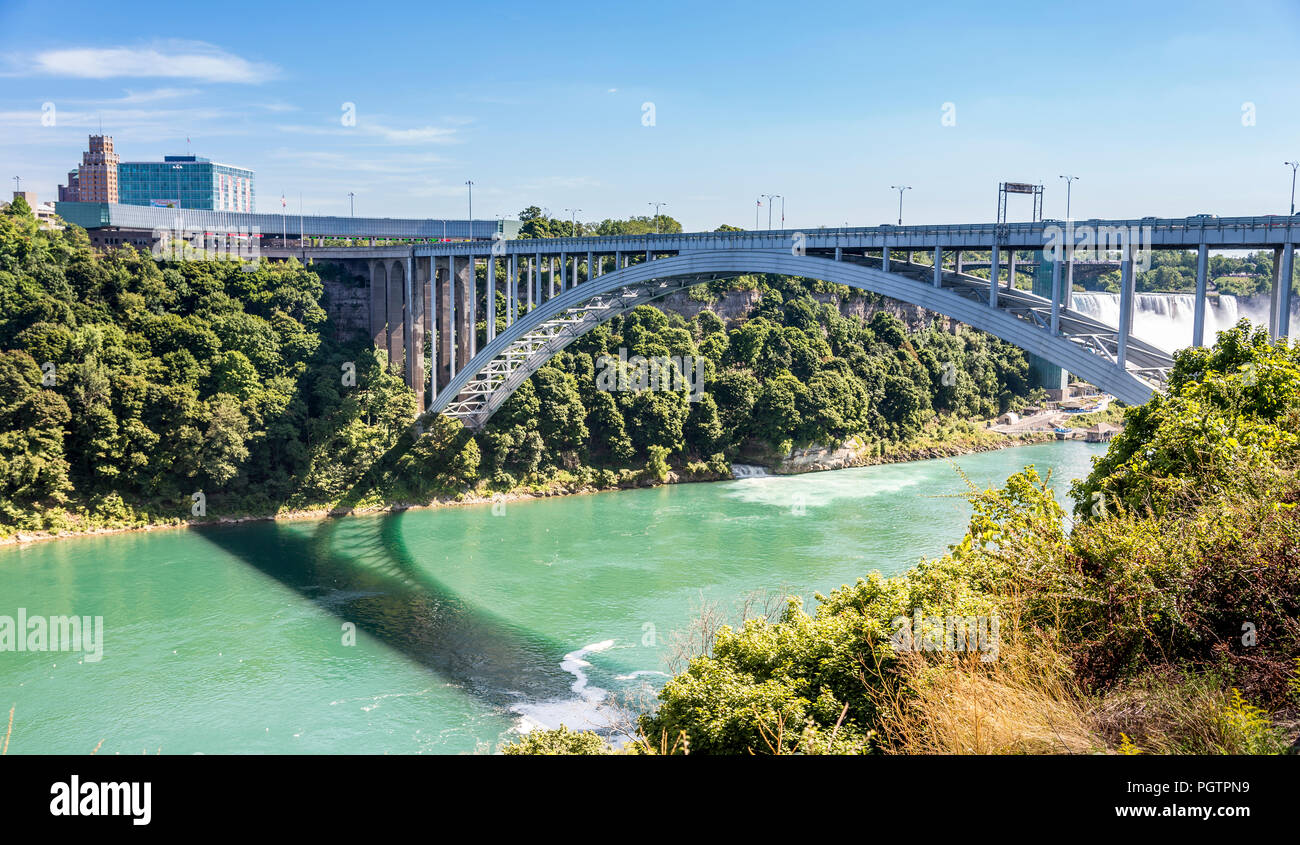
58;134;255;211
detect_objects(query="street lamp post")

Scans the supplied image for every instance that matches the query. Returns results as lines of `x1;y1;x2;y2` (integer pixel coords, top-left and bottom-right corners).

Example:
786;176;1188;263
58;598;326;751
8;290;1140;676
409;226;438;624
1058;174;1079;219
761;194;777;229
564;208;582;236
890;185;911;226
348;192;355;217
465;180;474;240
648;202;667;234
1285;161;1299;216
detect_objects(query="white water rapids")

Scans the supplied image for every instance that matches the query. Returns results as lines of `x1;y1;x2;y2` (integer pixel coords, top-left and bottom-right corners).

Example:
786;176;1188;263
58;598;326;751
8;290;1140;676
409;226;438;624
1069;292;1297;353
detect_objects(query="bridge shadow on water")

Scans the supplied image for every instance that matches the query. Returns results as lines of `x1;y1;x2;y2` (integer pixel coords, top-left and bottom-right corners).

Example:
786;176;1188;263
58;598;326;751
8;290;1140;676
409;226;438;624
192;510;583;709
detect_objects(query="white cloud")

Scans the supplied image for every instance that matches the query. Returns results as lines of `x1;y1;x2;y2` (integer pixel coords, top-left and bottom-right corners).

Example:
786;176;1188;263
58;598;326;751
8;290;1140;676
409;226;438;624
31;42;276;83
275;121;460;145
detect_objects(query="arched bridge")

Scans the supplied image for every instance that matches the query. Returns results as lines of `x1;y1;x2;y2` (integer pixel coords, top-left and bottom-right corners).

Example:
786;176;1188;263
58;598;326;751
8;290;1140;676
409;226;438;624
278;216;1296;430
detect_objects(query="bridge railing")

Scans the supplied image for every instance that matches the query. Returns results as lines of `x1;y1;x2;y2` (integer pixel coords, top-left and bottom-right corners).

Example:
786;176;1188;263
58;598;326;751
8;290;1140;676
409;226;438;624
407;215;1297;255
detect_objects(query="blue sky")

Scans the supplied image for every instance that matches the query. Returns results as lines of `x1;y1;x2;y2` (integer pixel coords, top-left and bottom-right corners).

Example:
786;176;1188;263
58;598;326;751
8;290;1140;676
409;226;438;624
1;0;1298;229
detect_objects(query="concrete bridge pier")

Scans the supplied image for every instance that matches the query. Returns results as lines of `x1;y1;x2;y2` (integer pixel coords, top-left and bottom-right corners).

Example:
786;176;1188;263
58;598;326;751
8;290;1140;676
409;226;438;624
385;260;404;374
461;255;475;367
989;247;1000;309
1271;243;1294;340
1117;242;1136;369
369;261;388;354
508;254;518;325
487;256;497;343
1193;244;1209;347
441;256;457;385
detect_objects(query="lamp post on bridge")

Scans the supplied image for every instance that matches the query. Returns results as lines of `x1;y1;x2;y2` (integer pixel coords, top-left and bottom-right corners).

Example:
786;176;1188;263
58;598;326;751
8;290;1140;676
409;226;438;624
761;194;777;229
648;202;667;234
565;208;583;237
465;180;474;240
890;185;911;226
1285;161;1299;216
1058;174;1079;219
348;192;355;217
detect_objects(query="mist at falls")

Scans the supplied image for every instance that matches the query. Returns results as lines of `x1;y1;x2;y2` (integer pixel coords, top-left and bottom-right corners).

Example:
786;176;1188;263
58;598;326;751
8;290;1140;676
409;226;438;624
1070;291;1298;353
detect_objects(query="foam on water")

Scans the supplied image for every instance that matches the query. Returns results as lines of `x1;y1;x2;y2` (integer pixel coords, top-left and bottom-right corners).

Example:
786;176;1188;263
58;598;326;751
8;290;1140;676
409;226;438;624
723;464;921;509
731;464;769;479
508;639;625;736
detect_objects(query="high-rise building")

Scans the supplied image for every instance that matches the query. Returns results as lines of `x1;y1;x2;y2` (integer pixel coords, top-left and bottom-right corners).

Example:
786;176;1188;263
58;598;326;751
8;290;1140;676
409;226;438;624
118;156;256;211
58;136;255;211
58;135;119;202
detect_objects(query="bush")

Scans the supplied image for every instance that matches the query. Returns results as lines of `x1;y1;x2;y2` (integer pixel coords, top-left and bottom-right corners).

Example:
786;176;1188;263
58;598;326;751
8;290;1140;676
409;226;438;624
500;726;610;755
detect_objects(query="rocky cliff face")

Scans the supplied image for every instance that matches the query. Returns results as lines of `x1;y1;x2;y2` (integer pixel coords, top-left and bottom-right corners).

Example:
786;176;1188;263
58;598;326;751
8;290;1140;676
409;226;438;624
322;274;371;343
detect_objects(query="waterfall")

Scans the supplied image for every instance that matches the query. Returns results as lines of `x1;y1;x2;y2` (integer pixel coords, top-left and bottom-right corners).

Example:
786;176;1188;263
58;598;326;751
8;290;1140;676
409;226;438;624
1069;291;1295;353
731;464;769;479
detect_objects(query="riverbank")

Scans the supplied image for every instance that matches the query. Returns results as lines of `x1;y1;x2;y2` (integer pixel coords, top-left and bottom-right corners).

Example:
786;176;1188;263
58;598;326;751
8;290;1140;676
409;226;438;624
0;423;1053;547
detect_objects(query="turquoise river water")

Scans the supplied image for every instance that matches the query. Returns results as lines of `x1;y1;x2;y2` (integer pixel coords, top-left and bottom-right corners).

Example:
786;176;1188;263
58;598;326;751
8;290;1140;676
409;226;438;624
0;441;1105;754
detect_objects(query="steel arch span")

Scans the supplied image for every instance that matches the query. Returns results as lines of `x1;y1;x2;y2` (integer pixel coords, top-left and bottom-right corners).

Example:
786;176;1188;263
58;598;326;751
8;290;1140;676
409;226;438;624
424;250;1171;430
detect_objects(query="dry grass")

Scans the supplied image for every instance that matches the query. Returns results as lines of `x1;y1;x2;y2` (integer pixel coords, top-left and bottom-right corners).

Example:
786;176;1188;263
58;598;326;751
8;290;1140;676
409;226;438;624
1090;668;1288;755
868;606;1104;755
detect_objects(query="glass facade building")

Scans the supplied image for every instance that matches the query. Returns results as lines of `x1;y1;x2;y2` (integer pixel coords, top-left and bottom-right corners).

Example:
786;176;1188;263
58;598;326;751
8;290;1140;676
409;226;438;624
118;156;256;212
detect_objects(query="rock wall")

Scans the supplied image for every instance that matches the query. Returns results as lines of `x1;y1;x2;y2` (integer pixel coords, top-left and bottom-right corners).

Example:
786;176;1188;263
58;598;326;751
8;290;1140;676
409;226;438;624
322;273;371;344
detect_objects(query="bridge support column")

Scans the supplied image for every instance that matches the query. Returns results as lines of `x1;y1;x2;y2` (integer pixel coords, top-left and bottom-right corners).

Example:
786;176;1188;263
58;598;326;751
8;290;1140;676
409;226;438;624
369;261;387;352
466;255;477;360
487;256;497;342
955;250;963;274
407;255;424;413
587;250;594;283
386;260;404;374
444;256;457;383
1064;250;1075;309
1193;243;1209;347
1008;251;1017;289
458;255;474;370
834;246;842;261
509;254;518;325
1050;258;1062;335
529;254;537;310
881;246;890;273
933;246;942;287
1273;243;1294;340
1118;242;1135;369
434;256;444;397
988;247;1000;309
559;252;567;292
